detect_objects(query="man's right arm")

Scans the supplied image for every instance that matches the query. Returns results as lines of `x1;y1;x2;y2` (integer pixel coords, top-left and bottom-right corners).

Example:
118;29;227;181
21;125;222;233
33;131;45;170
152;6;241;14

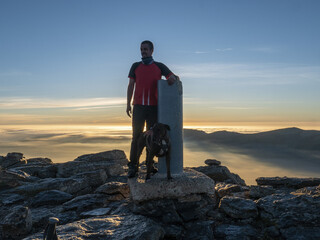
126;78;135;118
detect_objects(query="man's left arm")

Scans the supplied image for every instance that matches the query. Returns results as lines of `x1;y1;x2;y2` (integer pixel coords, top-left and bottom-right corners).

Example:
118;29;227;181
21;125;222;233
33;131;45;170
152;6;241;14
155;62;180;85
167;74;180;85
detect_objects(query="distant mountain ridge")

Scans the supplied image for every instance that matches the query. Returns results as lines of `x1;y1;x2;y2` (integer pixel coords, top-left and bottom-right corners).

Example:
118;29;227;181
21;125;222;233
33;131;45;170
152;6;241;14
184;127;320;151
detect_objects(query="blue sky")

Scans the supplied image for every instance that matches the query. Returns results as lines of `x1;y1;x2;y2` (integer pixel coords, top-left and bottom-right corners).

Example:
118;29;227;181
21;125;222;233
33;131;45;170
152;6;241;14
0;0;319;127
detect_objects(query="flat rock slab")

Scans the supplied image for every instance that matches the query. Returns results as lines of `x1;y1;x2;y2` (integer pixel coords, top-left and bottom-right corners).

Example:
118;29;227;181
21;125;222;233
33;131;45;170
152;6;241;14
128;169;215;202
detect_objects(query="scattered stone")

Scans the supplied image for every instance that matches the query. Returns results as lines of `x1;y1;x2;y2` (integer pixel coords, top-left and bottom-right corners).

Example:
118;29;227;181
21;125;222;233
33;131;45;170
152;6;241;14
204;159;221;166
12;164;57;178
256;176;320;189
31;190;73;207
184;220;214;240
219;196;258;219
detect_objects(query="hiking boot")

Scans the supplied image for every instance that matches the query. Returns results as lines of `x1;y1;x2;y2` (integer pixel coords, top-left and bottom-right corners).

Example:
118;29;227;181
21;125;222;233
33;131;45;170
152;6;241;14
128;167;138;178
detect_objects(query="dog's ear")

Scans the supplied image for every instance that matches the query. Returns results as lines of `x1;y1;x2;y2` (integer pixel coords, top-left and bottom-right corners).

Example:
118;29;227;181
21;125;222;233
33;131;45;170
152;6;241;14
165;124;170;131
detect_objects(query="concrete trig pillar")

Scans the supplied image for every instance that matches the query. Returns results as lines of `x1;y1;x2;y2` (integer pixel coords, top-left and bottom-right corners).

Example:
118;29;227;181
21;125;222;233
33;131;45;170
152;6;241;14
158;79;183;176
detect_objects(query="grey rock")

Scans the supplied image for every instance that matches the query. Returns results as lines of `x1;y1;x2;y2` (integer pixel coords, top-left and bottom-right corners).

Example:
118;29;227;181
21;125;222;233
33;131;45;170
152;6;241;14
204;159;221;166
31;190;73;207
23;214;164;240
184;220;214;240
26;157;53;165
256;190;320;229
0;205;32;239
219;196;258;219
256;176;320;189
95;181;129;198
132;194;215;224
215;182;242;198
192;165;246;186
132;198;183;224
0;193;26;206
56;150;128;178
0;169;34;191
249;185;275;199
62;194;108;212
80;208;111;217
9;176;91;196
30;205;77;230
214;224;258;240
12;164;57;178
129;169;215;202
280;226;320;240
0;152;26;168
74;169;108;188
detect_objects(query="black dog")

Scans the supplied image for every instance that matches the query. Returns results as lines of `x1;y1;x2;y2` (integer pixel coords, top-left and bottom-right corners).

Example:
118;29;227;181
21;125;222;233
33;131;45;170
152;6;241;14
136;123;172;180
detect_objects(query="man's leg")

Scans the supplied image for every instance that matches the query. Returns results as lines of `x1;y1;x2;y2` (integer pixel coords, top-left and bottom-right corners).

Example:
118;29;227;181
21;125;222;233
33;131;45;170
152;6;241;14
128;105;145;177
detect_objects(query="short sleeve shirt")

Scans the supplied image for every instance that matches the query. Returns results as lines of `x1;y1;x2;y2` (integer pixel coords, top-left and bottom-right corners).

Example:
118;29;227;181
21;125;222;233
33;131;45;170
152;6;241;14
128;61;173;106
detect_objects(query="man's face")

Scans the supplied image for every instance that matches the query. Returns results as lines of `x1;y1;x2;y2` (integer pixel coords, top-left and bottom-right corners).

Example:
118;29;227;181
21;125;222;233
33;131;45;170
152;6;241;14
140;43;153;58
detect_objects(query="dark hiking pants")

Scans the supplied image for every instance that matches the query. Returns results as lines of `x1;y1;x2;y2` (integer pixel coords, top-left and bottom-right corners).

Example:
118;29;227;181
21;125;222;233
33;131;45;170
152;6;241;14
129;104;157;170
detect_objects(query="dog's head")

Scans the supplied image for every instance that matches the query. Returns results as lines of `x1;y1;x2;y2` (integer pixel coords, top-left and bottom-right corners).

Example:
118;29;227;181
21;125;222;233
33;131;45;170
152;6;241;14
152;123;170;141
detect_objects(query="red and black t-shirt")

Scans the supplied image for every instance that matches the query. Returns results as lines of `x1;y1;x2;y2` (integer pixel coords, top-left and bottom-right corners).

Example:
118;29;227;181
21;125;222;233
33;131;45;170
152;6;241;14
128;61;173;106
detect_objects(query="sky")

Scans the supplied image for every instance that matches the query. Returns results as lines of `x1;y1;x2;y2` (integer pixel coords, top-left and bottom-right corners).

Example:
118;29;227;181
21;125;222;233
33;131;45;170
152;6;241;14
1;0;320;128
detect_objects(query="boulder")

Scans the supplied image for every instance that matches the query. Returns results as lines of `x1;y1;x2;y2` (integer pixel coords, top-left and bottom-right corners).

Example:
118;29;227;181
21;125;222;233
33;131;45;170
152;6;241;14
0;169;34;191
256;189;320;230
192;165;246;186
56;150;128;178
74;169;108;188
249;185;275;199
95;181;129;198
12;164;57;178
31;190;73;207
0;205;32;239
80;208;111;217
0;193;26;206
184;220;214;240
26;157;53;165
62;194;108;212
0;152;26;168
9;176;92;196
256;176;320;189
219;196;258;219
215;182;242;198
23;214;165;240
214;224;258;240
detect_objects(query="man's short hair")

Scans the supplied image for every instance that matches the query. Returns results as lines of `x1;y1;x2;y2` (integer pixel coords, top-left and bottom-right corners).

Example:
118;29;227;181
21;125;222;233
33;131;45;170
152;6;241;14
141;40;154;51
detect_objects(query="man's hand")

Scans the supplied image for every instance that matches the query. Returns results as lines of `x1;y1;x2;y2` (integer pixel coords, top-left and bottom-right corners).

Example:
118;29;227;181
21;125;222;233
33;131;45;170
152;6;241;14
167;75;180;85
126;104;132;118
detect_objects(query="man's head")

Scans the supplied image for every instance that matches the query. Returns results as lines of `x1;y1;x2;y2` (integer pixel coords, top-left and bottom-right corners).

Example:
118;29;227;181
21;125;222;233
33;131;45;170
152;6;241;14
140;40;153;58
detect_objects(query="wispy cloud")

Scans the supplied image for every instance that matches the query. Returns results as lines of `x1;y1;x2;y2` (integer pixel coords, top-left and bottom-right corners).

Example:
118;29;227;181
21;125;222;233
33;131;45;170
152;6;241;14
0;97;126;110
174;63;320;85
194;51;209;54
216;48;233;52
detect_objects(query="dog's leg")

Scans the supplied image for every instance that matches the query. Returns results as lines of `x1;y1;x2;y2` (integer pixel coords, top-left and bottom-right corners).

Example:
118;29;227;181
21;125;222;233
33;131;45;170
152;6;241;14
166;147;172;180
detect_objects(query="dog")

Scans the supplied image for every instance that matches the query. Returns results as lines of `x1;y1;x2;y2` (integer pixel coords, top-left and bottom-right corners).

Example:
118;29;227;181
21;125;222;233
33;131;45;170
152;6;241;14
136;123;172;180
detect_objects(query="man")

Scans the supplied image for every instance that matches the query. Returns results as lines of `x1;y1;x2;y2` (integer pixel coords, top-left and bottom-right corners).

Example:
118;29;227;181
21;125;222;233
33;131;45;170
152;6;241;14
126;40;179;178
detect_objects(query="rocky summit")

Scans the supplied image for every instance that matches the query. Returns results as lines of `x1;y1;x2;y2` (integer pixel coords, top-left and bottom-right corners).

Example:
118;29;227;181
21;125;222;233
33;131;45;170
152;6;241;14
1;150;320;240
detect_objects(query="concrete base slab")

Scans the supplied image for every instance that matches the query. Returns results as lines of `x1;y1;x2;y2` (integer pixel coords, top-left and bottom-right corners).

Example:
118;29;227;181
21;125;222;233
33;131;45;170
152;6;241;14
128;169;215;203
